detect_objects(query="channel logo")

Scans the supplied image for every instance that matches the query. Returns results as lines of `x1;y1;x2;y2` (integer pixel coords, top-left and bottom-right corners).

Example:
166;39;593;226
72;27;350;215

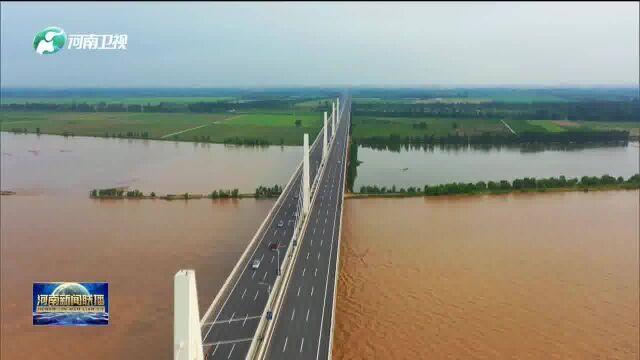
33;26;66;55
33;282;109;326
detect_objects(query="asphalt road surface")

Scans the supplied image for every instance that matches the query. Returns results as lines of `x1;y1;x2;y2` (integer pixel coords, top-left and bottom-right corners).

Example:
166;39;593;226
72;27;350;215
201;100;342;360
263;97;350;360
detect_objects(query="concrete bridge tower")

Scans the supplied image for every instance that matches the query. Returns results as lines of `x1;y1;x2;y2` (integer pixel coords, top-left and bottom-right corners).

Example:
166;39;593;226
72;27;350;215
331;102;336;137
323;112;328;159
336;97;340;124
303;133;310;216
174;270;204;360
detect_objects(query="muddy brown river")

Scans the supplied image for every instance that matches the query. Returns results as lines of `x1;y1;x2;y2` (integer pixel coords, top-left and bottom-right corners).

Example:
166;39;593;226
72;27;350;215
2;133;638;359
335;191;639;359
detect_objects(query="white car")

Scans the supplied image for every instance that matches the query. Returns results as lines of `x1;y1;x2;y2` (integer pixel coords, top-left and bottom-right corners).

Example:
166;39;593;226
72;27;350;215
252;259;261;270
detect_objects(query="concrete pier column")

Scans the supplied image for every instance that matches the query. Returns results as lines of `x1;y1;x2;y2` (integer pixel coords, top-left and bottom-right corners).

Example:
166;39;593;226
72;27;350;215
336;97;340;124
174;270;204;360
323;112;328;159
303;133;310;216
331;102;336;137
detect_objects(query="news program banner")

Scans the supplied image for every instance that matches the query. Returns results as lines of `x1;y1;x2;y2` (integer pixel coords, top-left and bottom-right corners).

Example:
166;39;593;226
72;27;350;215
33;282;109;326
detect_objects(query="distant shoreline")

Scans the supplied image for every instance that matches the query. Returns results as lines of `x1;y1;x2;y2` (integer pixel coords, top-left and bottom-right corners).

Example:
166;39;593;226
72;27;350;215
346;183;640;200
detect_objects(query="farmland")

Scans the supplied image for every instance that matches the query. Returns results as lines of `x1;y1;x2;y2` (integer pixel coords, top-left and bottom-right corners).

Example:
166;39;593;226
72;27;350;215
0;111;323;145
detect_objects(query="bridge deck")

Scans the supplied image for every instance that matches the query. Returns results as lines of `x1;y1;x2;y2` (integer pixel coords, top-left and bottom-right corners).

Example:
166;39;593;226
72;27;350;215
200;103;339;360
263;98;350;360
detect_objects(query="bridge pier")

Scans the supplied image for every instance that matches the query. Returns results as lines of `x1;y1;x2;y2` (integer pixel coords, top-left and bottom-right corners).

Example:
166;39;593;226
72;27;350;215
336;97;340;124
303;133;310;216
174;270;203;360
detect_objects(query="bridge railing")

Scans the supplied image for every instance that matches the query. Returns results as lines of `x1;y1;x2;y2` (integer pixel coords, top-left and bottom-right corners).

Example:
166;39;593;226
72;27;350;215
200;124;326;331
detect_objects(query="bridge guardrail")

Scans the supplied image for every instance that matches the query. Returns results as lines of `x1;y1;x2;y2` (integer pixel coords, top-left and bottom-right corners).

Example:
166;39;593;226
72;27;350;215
200;128;325;330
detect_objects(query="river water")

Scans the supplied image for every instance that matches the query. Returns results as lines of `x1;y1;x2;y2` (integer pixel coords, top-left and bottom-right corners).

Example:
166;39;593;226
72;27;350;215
354;142;640;190
0;133;297;359
2;132;638;359
1;132;302;194
335;192;639;359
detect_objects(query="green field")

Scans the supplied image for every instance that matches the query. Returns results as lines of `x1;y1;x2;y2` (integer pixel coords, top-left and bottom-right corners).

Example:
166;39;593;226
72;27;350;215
0;111;323;145
351;116;509;140
504;119;640;136
0;96;237;105
227;113;321;127
526;120;568;132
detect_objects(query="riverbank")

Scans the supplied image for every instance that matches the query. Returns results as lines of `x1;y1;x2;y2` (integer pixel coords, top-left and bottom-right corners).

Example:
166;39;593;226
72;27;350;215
89;192;278;200
350;174;640;199
89;187;283;200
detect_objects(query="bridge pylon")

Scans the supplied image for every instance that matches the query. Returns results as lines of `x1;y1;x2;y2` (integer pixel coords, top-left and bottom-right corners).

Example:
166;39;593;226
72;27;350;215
174;270;204;360
336;97;340;124
331;102;336;137
303;133;310;216
323;112;328;159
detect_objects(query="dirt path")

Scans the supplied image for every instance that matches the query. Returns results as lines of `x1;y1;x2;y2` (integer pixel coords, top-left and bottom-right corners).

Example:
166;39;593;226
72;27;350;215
159;115;242;139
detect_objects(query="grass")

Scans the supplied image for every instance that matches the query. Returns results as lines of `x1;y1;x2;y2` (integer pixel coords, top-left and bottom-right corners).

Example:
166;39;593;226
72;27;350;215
526;120;568;132
351;116;509;140
0;96;237;105
0;111;322;145
226;112;322;127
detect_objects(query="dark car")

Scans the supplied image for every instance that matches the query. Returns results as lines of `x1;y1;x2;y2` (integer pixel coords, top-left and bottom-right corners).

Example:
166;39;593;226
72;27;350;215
269;242;278;251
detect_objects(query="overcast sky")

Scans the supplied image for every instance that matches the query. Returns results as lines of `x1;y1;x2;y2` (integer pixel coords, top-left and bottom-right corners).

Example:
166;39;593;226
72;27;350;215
1;2;638;87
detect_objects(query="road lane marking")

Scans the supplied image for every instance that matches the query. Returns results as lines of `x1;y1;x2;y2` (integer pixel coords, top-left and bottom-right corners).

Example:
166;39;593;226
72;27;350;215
291;308;296;321
254;290;259;301
241;288;246;300
229;312;235;324
283;337;288;352
297;286;301;296
302;268;306;276
310;239;313;246
317;252;321;260
252;271;256;279
242;313;248;327
228;343;235;359
271;255;275;263
306;309;310;322
263;271;268;281
260;254;265;261
274;230;277;236
307;252;310;259
206;315;261;325
300;337;305;353
322;228;325;235
310;286;314;296
211;344;219;357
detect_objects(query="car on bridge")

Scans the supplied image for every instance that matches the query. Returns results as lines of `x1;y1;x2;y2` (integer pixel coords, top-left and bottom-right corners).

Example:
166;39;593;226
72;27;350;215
251;259;261;270
278;220;284;227
268;242;278;251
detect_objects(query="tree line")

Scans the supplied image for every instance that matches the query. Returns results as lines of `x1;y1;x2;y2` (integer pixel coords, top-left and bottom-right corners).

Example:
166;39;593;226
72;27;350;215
90;188;145;198
210;189;240;199
255;185;283;198
353;99;640;122
357;130;630;148
359;174;640;196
